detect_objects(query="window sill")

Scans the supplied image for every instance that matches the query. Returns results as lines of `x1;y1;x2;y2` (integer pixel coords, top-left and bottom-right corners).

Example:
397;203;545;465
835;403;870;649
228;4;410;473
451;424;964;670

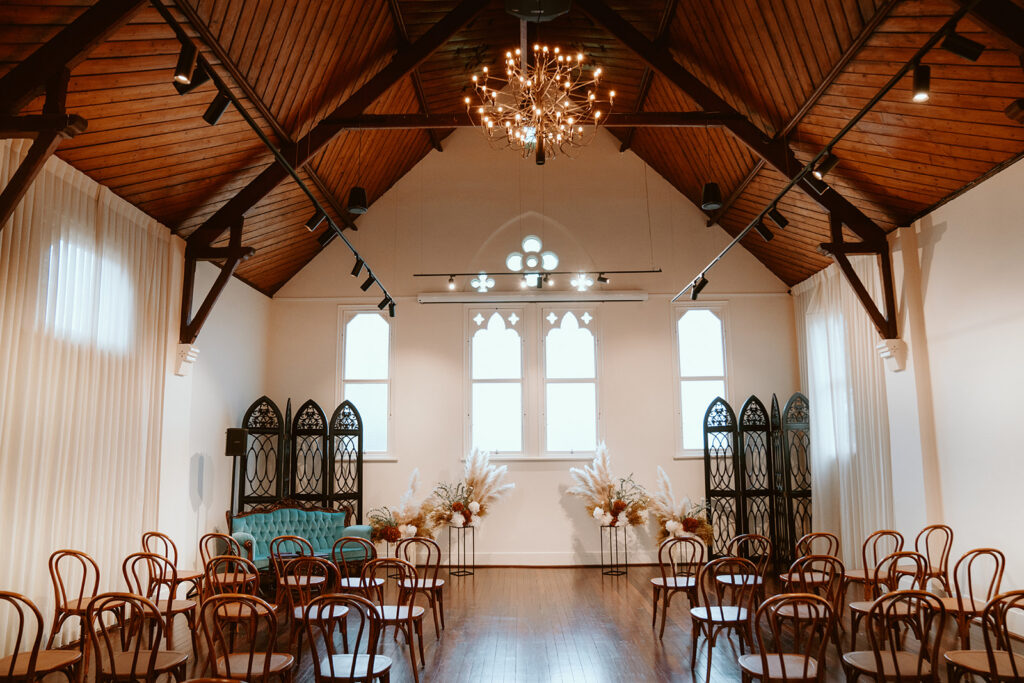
673;451;706;461
464;455;596;463
362;455;398;463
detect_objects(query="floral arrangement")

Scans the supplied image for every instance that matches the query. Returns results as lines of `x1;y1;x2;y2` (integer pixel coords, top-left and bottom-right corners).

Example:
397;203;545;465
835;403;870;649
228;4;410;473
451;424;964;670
567;443;649;527
367;469;435;542
649;466;713;546
430;449;515;528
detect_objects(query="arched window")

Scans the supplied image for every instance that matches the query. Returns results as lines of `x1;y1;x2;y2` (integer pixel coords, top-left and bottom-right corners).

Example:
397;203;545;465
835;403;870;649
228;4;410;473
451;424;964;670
675;307;728;452
543;310;597;453
469;310;523;453
340;311;390;453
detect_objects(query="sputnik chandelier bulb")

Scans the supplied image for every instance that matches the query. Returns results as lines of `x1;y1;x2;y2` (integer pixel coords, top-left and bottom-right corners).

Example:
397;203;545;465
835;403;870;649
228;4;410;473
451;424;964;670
466;44;614;164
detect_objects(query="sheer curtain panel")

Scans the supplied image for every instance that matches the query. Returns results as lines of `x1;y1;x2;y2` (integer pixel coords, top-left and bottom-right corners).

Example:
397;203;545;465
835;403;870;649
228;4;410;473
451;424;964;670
792;256;894;565
0;139;176;649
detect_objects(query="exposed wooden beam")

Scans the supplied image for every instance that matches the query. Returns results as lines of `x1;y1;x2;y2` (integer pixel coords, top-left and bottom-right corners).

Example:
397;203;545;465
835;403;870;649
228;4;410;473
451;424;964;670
0;114;87;139
320;111;744;129
0;0;145;115
705;0;900;227
166;0;357;234
387;0;443;152
956;0;1024;56
186;0;489;249
575;0;887;247
619;0;678;153
180;218;255;344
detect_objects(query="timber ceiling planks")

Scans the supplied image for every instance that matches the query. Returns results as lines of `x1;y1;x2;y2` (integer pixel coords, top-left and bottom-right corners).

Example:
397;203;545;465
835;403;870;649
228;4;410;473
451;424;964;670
1;0;1023;293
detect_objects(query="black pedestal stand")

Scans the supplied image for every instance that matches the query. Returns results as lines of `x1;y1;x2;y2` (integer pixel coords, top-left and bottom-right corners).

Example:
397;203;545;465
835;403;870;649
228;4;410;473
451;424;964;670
600;524;628;576
447;525;475;576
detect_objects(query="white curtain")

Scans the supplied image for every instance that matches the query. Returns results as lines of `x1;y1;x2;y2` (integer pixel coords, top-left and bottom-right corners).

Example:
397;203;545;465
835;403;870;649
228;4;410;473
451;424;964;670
792;256;894;566
0;139;178;649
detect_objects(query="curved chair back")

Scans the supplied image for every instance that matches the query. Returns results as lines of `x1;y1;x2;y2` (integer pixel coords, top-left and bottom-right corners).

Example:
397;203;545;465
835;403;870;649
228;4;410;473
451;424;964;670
752;593;833;681
789;554;845;616
658;536;705;585
0;591;45;678
795;532;840;559
204;556;259;597
872;551;928;597
361;558;418;612
199;593;280;683
199;533;243;567
282;556;339;609
142;531;181;566
269;535;314;577
913;524;952;581
952;547;1005;609
859;529;904;573
980;589;1024;680
699;556;760;611
48;549;100;614
305;594;387;682
726;534;772;577
123;551;178;612
865;590;945;679
396;537;442;586
87;592;165;680
332;536;377;582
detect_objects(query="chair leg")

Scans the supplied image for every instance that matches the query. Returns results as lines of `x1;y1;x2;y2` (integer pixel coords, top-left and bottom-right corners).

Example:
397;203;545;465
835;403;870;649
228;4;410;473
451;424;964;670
658;591;672;640
651;586;659;629
430;592;441;638
406;622;420;683
437;589;445;630
689;621;700;671
416;619;425;665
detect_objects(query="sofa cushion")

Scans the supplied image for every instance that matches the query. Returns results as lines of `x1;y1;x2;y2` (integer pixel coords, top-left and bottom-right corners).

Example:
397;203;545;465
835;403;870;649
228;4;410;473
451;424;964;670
229;507;372;568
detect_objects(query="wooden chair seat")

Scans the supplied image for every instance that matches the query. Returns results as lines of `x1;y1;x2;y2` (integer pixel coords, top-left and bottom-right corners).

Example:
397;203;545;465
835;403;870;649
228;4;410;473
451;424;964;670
0;650;81;676
278;575;326;587
849;599;917;616
375;605;426;622
214;602;277;619
945;649;1024;677
842;650;933;677
213;653;294;678
690;605;748;624
314;654;392;679
894;562;941;575
338;577;384;590
939;596;985;615
210;571;258;585
102;650;189;677
650;576;696;589
58;597;92;614
292;603;349;621
738;653;819;679
715;574;764;586
779;571;827;585
176;568;203;581
166;599;197;614
844;568;872;582
775;603;830;620
399;578;445;590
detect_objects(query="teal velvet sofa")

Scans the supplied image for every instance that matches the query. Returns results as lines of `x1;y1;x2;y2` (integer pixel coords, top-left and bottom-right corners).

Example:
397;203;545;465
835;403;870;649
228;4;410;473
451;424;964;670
228;503;372;569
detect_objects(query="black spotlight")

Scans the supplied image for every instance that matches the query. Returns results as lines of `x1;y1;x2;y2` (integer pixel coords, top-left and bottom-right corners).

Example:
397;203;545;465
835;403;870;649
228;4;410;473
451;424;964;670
203;90;231;125
690;275;709;301
941;32;985;62
347;186;368;214
173;42;197;84
1006;99;1024;124
448;275;456;290
305;210;326;232
805;174;829;195
596;273;609;284
388;301;396;318
767;206;789;229
754;220;774;242
701;182;723;211
173;62;209;95
360;274;375;291
316;230;336;248
813;152;840;180
351;258;364;277
912;64;931;103
378;296;390;310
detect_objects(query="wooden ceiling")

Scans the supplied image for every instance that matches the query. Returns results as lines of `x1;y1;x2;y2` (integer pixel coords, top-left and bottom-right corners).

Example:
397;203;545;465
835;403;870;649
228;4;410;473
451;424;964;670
2;0;1022;293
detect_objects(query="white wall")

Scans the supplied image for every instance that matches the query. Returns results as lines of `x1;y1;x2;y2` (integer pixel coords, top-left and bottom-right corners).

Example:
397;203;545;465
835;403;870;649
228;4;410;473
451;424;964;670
158;259;271;568
268;129;800;564
885;158;1024;589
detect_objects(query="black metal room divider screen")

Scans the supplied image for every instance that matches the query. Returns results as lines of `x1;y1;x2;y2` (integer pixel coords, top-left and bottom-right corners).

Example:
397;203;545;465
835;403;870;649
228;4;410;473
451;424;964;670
702;392;810;567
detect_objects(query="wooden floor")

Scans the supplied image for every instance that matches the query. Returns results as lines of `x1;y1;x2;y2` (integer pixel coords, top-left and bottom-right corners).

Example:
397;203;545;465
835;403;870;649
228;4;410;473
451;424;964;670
132;566;977;682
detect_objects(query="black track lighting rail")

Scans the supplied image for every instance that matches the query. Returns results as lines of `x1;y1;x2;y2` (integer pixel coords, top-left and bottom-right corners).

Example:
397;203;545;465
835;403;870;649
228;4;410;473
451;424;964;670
413;268;662;277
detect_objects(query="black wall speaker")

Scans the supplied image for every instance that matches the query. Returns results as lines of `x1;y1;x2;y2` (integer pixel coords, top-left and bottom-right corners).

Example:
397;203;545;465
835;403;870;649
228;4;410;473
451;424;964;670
225;428;248;458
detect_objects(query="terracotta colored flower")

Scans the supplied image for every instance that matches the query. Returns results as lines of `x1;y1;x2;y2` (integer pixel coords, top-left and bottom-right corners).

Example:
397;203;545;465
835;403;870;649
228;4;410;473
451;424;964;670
610;500;627;516
382;526;402;543
682;517;700;532
452;501;464;512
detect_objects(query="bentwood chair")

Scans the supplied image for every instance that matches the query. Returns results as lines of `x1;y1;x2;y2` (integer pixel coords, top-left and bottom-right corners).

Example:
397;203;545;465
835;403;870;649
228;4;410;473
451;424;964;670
283;556;344;663
781;555;846;656
651;536;704;639
46;548;100;674
895;524;953;593
333;537;384;600
843;530;904;601
123;552;199;654
721;534;772;604
941;547;1006;649
945;589;1024;682
842;590;946;682
396;537;446;637
305;594;392;683
780;534;841;587
86;592;188;683
848;551;928;651
361;558;425;683
738;593;833;683
690;557;759;680
0;591;82;683
142;531;204;599
199;533;244;569
269;535;321;610
199;594;294;683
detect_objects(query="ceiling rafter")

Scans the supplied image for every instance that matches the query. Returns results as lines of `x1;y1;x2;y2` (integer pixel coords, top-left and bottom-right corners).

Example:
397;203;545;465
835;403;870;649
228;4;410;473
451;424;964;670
386;0;444;152
957;0;1024;56
617;0;678;153
186;0;490;249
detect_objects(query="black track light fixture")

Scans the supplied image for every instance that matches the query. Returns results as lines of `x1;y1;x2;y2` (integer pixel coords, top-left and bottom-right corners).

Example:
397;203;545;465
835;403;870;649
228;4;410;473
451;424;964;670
203;90;231;125
941;32;985;62
316;230;335;248
351;258;364;277
173;42;197;85
701;182;723;211
754;220;774;242
388;301;396;318
448;275;456;290
596;273;609;284
805;174;829;195
1006;99;1024;125
912;64;931;103
173;62;209;95
813;152;840;180
305;210;326;232
545;274;554;287
360;274;375;291
767;206;789;229
378;296;391;310
690;275;709;301
347;186;368;214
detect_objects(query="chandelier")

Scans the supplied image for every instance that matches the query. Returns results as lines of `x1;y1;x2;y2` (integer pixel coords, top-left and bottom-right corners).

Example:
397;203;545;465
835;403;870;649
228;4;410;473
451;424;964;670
466;44;614;164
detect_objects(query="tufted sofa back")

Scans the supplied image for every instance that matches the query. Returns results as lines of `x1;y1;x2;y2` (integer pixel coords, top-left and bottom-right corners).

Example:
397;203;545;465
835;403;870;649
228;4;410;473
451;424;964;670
232;507;348;560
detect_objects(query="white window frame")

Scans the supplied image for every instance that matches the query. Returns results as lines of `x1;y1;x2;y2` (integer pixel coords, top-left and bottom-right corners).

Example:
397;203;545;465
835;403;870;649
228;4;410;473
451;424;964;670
540;305;602;457
671;301;733;459
336;307;396;462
